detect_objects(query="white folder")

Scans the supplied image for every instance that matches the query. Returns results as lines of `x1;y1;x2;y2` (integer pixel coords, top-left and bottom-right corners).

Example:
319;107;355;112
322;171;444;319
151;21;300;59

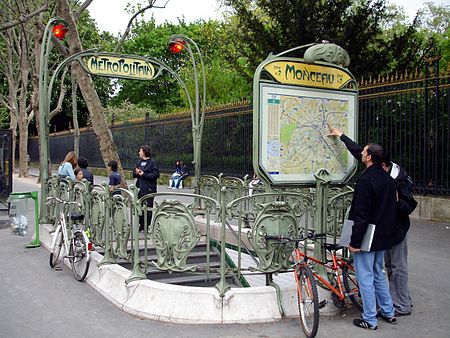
339;220;376;252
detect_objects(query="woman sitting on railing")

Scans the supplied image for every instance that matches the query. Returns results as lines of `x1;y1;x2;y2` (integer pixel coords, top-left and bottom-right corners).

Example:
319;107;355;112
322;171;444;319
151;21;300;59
58;151;77;182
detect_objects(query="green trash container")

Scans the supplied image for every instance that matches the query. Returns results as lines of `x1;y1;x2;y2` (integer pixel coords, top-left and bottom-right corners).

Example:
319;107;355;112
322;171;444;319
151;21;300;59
7;191;40;248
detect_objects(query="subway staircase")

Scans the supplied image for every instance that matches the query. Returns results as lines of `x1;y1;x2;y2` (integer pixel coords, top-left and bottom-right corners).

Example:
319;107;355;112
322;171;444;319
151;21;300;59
98;241;242;288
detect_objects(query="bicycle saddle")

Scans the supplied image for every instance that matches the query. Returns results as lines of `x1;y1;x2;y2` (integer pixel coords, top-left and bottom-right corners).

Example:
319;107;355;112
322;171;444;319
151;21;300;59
70;213;85;221
323;243;344;251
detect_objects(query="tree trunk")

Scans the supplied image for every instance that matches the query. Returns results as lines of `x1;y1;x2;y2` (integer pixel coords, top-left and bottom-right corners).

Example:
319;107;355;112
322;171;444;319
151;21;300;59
57;0;127;187
71;73;79;155
18;116;28;177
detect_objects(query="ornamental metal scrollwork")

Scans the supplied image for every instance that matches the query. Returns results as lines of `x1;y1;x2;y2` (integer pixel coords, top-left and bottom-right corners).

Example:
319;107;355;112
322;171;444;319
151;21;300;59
90;191;105;246
304;42;351;68
248;201;297;272
46;176;60;224
111;197;131;259
150;199;201;272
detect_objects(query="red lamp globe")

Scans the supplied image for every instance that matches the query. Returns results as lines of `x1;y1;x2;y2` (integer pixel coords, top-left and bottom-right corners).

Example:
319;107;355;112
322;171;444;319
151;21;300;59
168;39;186;54
52;23;69;40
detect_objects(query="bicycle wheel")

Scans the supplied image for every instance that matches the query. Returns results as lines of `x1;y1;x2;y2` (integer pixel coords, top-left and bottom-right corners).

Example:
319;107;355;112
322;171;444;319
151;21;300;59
49;229;63;268
69;231;90;282
296;265;319;338
342;265;363;312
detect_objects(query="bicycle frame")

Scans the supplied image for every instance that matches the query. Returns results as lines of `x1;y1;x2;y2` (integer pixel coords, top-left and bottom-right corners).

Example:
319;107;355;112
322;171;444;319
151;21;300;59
294;247;354;301
49;201;91;263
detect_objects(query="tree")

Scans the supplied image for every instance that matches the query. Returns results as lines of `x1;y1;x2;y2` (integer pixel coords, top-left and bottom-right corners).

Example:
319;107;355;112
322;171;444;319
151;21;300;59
220;0;407;78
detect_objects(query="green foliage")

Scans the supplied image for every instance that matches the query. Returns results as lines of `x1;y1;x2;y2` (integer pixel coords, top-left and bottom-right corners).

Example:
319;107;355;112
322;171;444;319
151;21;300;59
104;100;156;124
110;18;250;112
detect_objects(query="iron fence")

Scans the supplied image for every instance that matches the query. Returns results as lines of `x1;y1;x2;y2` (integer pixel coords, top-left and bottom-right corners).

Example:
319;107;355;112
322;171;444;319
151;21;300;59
27;69;449;196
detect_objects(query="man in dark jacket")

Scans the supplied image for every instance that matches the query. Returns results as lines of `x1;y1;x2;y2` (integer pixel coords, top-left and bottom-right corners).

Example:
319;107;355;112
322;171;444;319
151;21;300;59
328;126;417;317
347;142;397;330
133;145;160;232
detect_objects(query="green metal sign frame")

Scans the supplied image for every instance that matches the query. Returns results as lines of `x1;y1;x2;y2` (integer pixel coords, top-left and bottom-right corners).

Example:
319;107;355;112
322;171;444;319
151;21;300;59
252;43;359;187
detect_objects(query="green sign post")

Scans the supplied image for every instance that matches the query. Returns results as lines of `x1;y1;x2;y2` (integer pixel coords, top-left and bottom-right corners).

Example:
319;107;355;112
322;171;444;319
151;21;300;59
253;42;358;275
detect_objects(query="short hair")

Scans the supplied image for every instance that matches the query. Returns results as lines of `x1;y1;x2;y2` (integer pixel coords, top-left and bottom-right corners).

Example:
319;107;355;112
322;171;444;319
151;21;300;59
78;156;88;169
74;167;82;176
367;143;385;165
382;149;392;167
108;160;118;171
140;145;152;158
62;151;77;168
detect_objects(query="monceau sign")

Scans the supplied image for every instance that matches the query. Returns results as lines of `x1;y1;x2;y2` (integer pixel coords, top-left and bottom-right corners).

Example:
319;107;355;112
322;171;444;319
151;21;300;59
263;60;353;90
83;54;156;80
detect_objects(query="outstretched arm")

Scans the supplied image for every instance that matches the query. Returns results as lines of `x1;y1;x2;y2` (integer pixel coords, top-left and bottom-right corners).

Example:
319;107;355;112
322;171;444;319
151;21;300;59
327;123;363;162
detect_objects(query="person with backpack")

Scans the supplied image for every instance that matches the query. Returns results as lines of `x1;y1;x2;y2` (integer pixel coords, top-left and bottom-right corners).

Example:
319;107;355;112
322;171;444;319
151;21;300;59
327;124;418;317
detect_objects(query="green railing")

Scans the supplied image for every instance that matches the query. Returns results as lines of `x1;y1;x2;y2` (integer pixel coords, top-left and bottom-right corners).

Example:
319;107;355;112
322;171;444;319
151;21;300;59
45;171;353;302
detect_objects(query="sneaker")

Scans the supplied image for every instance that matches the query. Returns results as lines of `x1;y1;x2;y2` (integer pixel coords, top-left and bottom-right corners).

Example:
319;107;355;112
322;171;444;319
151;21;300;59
380;314;397;324
394;310;411;317
353;319;377;330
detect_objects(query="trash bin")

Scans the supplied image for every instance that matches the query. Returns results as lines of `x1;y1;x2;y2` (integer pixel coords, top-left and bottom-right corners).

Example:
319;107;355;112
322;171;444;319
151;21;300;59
7;191;40;248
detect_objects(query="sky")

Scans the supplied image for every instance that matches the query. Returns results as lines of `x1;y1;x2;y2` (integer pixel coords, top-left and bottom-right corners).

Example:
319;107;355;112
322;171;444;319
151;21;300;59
88;0;448;35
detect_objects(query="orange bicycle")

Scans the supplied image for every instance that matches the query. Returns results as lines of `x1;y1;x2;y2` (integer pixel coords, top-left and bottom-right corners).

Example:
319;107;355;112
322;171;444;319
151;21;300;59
266;231;362;338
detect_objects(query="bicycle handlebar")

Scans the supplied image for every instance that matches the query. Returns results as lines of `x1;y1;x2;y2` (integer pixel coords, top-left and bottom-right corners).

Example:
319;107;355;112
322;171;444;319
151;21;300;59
265;231;327;242
46;196;81;208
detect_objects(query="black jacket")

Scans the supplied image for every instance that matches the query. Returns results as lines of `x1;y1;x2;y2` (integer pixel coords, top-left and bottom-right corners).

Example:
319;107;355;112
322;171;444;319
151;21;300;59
133;157;160;195
390;164;418;245
340;134;417;245
349;164;397;251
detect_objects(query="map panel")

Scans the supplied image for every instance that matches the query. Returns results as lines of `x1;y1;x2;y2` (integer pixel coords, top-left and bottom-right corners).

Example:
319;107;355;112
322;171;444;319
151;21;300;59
259;84;357;183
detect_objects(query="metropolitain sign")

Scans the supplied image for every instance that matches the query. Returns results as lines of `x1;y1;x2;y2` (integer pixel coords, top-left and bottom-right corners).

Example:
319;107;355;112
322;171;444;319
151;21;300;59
84;55;156;80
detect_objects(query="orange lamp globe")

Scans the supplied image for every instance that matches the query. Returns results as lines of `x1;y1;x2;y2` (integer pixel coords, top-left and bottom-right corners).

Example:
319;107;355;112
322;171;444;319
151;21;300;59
168;39;186;54
52;24;68;40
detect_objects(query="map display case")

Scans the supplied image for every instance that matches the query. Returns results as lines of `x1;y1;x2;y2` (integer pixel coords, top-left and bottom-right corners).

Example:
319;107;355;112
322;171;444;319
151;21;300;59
253;46;358;186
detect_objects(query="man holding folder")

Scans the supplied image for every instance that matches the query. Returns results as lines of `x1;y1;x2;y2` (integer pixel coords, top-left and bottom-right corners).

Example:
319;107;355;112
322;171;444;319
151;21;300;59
328;126;397;330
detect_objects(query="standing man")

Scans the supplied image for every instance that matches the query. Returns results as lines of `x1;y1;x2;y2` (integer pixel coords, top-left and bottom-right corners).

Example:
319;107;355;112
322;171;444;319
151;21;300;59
328;126;417;317
336;140;398;329
133;145;160;232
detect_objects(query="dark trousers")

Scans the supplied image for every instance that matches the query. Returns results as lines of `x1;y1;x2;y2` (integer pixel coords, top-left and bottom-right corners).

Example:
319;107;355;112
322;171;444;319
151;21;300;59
138;191;154;231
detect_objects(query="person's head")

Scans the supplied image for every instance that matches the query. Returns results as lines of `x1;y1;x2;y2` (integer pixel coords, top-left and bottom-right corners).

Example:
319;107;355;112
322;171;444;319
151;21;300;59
381;150;392;172
62;151;77;168
74;167;83;181
175;160;180;166
361;143;384;167
108;160;118;172
78;156;89;169
138;145;151;159
180;160;184;166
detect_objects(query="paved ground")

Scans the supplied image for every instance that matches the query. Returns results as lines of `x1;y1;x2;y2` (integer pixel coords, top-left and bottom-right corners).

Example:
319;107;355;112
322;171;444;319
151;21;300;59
1;174;450;337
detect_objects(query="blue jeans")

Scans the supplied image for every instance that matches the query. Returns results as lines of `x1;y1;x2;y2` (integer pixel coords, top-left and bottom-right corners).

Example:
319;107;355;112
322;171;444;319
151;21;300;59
354;250;394;326
171;176;182;188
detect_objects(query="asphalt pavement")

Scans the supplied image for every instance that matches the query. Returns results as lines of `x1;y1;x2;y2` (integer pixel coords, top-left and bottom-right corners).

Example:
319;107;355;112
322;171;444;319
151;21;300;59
1;174;450;338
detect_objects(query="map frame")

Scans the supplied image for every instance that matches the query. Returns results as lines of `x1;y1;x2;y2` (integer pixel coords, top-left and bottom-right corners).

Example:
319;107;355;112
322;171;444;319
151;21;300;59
258;82;358;185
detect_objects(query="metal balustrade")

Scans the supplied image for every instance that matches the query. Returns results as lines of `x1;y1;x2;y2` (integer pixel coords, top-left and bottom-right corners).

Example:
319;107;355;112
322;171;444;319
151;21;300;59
45;172;353;298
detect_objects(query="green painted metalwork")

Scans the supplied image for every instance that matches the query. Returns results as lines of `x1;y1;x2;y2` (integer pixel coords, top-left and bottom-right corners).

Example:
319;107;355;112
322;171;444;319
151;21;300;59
304;42;351;67
150;199;201;272
90;186;106;246
126;185;146;283
248;201;297;272
111;195;131;260
216;187;231;296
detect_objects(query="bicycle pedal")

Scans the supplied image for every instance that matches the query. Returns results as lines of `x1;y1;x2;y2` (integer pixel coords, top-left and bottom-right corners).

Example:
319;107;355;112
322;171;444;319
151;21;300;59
54;266;63;271
319;299;327;309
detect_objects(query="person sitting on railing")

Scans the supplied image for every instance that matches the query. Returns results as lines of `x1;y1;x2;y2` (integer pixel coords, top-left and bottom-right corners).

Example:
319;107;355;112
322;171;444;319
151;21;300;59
74;168;84;182
170;160;189;189
77;156;94;185
108;160;121;196
58;151;77;182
